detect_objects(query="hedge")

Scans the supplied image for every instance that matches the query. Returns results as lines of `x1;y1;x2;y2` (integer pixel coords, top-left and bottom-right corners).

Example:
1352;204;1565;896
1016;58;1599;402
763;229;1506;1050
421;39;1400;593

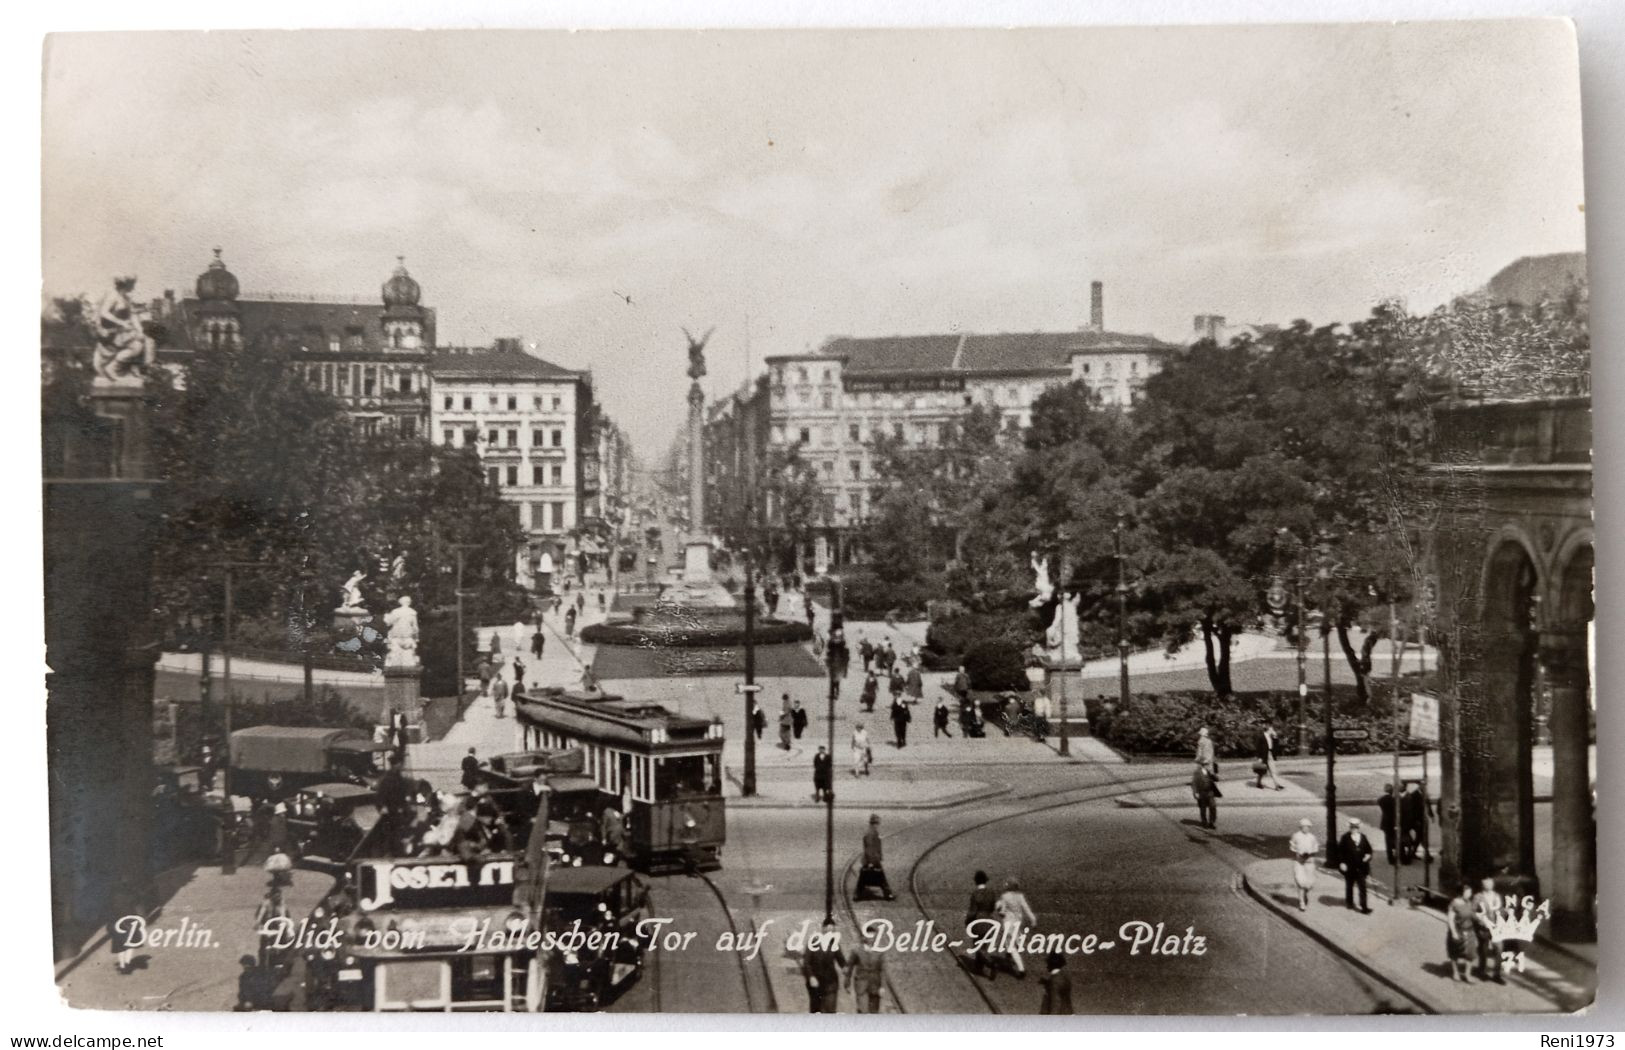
1086;686;1410;759
580;618;813;648
963;639;1031;692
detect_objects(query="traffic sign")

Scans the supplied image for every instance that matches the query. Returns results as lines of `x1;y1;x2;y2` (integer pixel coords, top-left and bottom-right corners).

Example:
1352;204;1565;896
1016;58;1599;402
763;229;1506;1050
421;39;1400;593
735;683;762;694
1331;727;1371;742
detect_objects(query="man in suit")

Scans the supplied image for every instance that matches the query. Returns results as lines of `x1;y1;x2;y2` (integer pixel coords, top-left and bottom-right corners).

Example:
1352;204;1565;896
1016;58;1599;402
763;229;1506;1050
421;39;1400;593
460;747;482;791
1378;784;1399;864
1337;817;1374;913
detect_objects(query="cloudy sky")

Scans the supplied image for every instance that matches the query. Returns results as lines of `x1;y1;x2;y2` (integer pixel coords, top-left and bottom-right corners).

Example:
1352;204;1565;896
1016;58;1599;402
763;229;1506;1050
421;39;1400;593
41;23;1586;457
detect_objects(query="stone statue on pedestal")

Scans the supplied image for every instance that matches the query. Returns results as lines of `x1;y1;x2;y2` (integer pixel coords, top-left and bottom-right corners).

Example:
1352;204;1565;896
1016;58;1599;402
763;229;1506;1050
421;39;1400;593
336;570;368;614
91;277;156;385
383;596;420;668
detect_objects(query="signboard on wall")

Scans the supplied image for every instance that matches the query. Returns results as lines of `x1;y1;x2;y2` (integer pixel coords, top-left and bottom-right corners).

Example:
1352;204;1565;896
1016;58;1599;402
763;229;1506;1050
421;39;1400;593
1409;692;1440;744
843;376;965;393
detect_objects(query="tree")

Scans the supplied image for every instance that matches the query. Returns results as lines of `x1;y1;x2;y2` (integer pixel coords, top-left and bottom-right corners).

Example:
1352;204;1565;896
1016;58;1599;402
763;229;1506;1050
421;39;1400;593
145;338;526;683
867;403;1019;564
761;443;827;573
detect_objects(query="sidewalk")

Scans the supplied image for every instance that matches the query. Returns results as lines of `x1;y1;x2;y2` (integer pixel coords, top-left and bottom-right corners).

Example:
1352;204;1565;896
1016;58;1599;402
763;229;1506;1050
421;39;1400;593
409;602;607;791
56;864;334;1011
1240;858;1595;1014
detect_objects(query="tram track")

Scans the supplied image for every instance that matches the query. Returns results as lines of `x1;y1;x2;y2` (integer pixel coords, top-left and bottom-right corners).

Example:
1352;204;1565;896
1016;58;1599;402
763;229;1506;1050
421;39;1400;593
639;868;766;1014
837;767;1194;1014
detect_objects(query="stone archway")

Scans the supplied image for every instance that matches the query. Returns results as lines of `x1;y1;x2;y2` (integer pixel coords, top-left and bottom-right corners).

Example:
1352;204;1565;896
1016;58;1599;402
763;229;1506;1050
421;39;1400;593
1461;538;1541;887
1542;538;1595;937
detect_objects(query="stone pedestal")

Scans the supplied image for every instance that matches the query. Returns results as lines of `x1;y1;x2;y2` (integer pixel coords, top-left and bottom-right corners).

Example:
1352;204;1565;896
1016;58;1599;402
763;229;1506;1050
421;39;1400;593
683;540;713;585
383;664;424;724
45;380;161;958
1039;656;1092;735
333;608;370;631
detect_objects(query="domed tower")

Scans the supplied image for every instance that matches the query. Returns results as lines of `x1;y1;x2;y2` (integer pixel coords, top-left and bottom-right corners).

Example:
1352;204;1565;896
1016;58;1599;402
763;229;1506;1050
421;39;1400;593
381;256;424;350
194;248;241;350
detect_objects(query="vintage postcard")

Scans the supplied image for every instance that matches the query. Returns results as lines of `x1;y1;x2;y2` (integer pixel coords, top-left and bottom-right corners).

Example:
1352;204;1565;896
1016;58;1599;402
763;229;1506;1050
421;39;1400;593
39;22;1594;1017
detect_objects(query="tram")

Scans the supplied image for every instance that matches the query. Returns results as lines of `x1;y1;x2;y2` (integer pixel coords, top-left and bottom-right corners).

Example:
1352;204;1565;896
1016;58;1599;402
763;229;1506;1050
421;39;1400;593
514;687;727;871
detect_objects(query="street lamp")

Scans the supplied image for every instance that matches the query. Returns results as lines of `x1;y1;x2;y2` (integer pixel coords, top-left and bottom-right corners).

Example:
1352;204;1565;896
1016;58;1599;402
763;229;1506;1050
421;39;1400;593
1114;513;1131;710
1277;528;1310;756
1315;530;1340;863
450;543;480;700
213;558;260;875
1055;526;1071;758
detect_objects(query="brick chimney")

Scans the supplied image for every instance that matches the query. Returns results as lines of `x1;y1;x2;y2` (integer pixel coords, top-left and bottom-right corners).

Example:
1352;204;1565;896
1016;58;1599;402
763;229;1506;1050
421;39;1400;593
493;337;522;353
1090;281;1104;332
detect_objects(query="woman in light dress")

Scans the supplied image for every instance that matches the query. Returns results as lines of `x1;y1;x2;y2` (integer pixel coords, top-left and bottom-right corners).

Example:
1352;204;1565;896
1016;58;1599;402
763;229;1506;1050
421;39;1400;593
994;876;1038;978
1288;817;1320;911
850;722;872;777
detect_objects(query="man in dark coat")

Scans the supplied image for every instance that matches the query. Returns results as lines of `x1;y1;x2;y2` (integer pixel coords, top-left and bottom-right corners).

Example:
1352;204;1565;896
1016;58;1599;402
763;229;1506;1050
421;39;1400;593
1378;783;1399;864
890;696;912;749
1191;762;1219;829
812;746;833;802
460;748;482;791
965;870;998;974
750;702;766;740
860;672;879;712
1337;817;1374;912
859;635;874;673
1400;783;1427;864
933;697;953;738
531;628;546;659
791;699;809;739
853;814;896;901
1040;952;1074;1014
952;664;972;702
800;919;845;1012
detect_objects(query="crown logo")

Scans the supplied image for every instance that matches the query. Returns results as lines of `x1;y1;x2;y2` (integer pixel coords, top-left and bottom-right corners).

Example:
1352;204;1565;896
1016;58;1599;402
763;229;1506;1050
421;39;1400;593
1485;895;1549;943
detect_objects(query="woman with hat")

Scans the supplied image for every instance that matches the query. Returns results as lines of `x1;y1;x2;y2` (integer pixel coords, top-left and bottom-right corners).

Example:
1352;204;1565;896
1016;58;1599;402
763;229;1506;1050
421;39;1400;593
1288;818;1319;911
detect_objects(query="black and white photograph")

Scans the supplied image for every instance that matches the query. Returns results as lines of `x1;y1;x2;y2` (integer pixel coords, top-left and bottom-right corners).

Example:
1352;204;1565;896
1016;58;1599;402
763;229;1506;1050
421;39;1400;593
35;19;1598;1019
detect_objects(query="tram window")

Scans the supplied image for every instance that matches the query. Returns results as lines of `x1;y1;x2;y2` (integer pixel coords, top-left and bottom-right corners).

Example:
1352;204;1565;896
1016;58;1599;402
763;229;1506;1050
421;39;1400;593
655;755;711;798
451;956;503;1004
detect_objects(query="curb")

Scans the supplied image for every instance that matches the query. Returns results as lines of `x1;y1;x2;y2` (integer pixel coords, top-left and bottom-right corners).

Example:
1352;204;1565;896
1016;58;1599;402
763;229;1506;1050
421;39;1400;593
1114;794;1322;809
722;778;1011;811
1237;870;1439;1015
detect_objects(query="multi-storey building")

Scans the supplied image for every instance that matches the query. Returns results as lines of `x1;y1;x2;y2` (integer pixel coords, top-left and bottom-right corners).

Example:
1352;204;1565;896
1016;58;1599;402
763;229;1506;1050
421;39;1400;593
757;281;1179;568
579;412;635;576
162;250;436;436
427;341;588;586
702;375;771;544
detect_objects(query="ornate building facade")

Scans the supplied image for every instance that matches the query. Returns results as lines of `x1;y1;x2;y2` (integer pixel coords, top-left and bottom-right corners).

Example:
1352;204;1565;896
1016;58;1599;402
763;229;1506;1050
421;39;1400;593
162;250;436;436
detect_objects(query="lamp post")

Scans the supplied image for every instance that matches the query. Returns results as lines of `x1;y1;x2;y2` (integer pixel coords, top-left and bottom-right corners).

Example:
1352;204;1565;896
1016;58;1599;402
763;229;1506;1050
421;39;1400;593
450;543;480;700
823;578;846;921
1114;514;1131;709
214;558;259;875
1278;528;1309;756
1315;533;1339;863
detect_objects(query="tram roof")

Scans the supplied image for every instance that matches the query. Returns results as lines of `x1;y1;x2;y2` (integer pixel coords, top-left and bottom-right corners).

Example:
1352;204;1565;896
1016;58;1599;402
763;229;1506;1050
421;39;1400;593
515;690;719;749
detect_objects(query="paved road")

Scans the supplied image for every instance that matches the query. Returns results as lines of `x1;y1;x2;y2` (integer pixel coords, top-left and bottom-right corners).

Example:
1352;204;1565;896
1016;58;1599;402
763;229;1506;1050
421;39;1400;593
908;795;1398;1015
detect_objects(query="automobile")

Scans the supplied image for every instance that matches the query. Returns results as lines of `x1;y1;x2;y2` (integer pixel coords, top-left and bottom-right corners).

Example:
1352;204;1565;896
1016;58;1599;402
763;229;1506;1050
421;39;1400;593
229;726;393;800
284;782;380;869
541;867;650;1011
